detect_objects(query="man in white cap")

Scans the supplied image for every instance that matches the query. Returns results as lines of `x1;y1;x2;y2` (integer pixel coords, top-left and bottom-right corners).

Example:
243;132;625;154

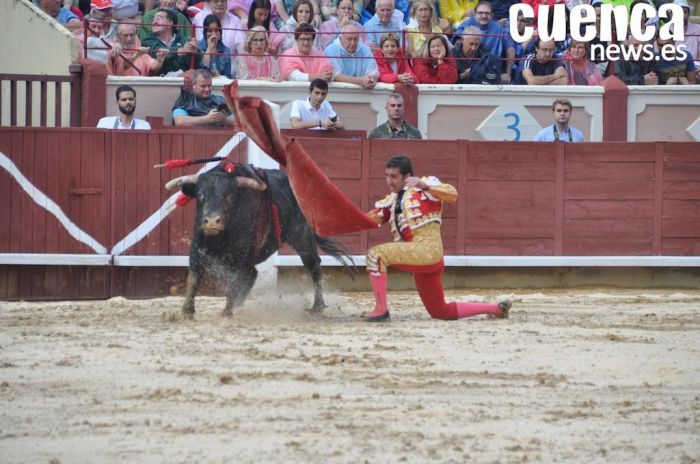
674;0;700;79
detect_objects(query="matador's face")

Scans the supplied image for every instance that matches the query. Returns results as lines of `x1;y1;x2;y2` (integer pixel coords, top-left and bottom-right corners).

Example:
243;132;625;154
385;167;408;193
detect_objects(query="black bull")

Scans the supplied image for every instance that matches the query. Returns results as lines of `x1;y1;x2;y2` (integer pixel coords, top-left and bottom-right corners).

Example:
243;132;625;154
170;165;354;318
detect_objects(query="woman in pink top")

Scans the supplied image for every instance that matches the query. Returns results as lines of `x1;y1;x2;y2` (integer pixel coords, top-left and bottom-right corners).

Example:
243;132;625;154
562;39;604;86
245;0;283;54
235;26;282;80
277;0;319;53
278;23;334;81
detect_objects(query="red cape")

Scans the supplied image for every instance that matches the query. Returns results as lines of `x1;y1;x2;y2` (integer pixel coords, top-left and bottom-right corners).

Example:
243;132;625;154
223;82;378;237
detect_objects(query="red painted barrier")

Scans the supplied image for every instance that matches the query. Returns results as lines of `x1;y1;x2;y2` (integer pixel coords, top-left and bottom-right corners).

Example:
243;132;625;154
0;127;698;299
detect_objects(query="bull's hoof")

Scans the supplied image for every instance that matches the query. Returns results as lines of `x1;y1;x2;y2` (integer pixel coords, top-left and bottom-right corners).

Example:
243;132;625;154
221;309;233;318
182;312;195;320
305;304;326;314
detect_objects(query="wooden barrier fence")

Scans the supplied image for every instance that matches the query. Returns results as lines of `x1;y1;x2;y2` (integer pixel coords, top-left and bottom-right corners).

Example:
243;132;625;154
0;127;698;299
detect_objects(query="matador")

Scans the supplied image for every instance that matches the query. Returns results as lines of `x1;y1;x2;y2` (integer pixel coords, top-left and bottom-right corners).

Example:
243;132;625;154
364;155;512;322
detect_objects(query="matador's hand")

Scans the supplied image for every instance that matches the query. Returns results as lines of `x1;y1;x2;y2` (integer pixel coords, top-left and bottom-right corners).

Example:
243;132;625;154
404;176;428;190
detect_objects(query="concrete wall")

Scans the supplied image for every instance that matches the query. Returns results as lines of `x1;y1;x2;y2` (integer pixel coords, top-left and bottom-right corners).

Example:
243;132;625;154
1;0;78;74
105;77;606;140
0;0;79;127
627;87;700;142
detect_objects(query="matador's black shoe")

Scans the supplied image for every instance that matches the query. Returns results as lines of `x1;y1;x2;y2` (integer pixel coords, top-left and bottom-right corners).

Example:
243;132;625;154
496;299;512;318
365;311;391;322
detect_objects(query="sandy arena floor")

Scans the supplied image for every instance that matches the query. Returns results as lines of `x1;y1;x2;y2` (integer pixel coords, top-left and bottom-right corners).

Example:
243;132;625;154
1;288;699;463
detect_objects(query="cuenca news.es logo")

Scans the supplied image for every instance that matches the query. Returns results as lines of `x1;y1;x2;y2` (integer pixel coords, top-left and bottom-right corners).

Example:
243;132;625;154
509;3;689;62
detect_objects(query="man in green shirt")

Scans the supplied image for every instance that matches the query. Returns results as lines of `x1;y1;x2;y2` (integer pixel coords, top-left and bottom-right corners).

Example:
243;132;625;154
369;93;423;140
139;0;192;40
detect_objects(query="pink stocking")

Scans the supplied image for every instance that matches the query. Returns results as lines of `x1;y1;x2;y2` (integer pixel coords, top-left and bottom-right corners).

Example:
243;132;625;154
366;272;389;318
454;302;504;319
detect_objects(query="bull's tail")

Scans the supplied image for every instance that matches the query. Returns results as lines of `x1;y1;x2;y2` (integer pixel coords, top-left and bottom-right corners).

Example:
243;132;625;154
315;235;356;279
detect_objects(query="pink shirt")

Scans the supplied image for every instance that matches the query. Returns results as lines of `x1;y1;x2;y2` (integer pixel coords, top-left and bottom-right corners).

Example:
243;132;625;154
278;46;334;80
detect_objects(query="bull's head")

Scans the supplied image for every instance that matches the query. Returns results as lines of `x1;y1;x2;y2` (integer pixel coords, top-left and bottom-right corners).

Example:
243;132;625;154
167;168;267;237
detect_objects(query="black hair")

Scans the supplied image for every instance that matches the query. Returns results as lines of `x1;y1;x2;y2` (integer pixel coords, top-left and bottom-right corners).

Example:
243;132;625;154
309;78;328;92
386;155;413;176
203;13;222;31
159;8;179;34
248;0;272;30
115;84;136;100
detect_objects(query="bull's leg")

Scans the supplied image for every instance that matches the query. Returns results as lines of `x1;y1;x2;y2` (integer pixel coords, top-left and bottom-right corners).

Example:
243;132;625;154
298;250;326;313
182;270;200;319
222;267;258;317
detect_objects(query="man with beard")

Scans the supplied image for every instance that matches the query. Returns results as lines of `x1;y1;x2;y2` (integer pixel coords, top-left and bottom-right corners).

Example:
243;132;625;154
172;69;235;128
96;85;151;129
369;93;421;139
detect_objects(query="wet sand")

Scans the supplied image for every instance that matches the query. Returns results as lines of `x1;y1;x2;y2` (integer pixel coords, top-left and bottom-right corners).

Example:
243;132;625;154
1;289;699;463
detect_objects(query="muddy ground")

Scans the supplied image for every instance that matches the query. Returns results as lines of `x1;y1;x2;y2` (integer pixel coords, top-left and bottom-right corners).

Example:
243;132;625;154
1;288;699;463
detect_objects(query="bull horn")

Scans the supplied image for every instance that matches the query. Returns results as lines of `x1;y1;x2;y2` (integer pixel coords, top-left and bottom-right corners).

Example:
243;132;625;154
235;177;267;191
165;174;199;191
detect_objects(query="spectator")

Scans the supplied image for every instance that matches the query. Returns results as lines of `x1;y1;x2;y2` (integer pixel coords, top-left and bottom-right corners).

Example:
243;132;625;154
172;68;235;127
235;26;282;80
675;0;700;79
324;22;379;88
318;0;356;49
229;0;257;21
192;0;246;53
39;0;82;32
75;13;110;63
436;0;477;30
451;26;500;84
369;93;422;139
279;23;335;81
198;14;233;78
111;0;139;20
562;39;604;85
522;0;559;21
533;99;584;142
656;33;697;85
490;0;519;23
90;0;118;41
360;0;409;24
277;0;318;52
139;0;193;41
511;12;536;83
363;0;405;50
97;85;151;129
275;0;322;28
290;79;344;130
246;0;282;54
521;38;567;85
455;1;515;84
142;9;198;75
108;21;167;76
374;32;417;84
413;34;458;83
404;0;443;57
613;37;659;85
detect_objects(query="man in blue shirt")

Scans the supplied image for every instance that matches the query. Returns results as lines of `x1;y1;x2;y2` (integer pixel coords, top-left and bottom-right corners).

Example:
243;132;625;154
324;22;379;88
534;99;585;142
363;0;405;49
38;0;82;32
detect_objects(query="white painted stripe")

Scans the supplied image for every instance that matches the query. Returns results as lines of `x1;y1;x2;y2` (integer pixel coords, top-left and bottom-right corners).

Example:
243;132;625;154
110;132;246;256
273;255;700;267
113;255;189;267
0;253;111;266
0;150;108;254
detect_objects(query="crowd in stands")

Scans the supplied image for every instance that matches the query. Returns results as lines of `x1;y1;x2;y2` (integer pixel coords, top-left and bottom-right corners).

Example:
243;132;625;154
38;0;698;86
